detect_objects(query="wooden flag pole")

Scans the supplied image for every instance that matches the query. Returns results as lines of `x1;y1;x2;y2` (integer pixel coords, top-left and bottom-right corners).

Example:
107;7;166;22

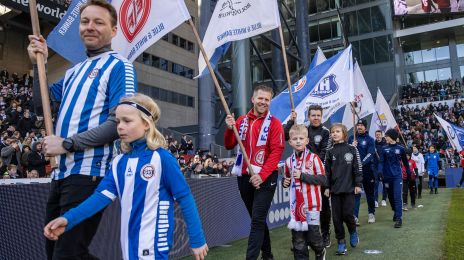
188;19;256;176
278;26;295;111
29;0;57;168
351;102;357;142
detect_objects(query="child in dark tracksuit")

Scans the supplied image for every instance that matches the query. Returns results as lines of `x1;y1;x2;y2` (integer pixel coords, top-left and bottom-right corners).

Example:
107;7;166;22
402;153;418;210
378;129;412;228
324;124;363;256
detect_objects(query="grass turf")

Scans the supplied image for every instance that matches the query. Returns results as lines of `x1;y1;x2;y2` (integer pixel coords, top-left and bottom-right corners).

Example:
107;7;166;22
444;188;464;260
190;188;453;259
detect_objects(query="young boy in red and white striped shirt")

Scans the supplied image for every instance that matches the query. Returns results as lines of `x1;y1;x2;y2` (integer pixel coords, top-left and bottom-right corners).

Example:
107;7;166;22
283;124;326;260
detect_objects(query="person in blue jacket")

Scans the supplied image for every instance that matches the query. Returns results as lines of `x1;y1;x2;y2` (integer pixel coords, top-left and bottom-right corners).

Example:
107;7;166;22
425;145;440;194
378;129;412;228
349;119;376;225
43;94;209;260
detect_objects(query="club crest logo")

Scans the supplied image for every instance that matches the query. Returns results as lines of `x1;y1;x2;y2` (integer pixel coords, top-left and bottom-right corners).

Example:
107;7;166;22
140;164;155;181
375;114;388;132
219;1;251;18
283;76;306;94
88;68;99;79
447;125;456;139
344;153;353;163
313;135;322;145
119;0;151;43
309;74;339;99
255;149;265;165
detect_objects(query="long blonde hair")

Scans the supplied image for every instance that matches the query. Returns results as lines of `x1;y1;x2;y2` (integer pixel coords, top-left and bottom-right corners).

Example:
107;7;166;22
119;94;167;153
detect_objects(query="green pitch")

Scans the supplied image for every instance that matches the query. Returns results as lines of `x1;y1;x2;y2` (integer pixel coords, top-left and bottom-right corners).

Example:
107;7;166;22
190;188;460;259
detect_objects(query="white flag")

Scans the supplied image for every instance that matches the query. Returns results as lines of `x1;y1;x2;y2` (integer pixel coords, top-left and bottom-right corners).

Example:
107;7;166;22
309;46;326;70
342;61;376;130
435;114;464;151
302;45;354;123
369;89;398;138
197;0;280;77
111;0;190;61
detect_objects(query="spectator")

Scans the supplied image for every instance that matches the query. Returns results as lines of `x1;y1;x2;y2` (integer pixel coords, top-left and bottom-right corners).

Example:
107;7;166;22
28;141;47;178
0;138;22;177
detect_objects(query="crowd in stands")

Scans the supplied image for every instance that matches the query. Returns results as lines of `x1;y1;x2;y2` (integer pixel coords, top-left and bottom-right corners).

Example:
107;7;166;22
0;68;50;179
394;98;464;168
166;134;234;178
399;79;463;105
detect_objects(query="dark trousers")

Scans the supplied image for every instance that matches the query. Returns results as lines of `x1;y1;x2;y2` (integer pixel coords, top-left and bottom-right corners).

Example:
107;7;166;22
402;179;416;206
417;176;423;197
320;187;331;237
330;193;356;241
385;178;403;221
237;171;278;260
354;178;376;217
374;179;379;202
45;175;103;260
291;226;324;260
459;169;464;186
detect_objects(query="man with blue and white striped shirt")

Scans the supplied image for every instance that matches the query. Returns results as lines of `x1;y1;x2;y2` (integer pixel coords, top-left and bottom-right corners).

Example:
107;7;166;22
27;0;136;259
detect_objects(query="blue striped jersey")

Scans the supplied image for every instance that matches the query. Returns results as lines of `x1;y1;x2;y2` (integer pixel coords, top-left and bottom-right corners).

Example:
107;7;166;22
63;141;206;260
50;51;136;180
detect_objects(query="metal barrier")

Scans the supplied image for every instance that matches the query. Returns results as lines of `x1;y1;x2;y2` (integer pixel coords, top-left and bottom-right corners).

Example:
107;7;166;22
209;143;233;159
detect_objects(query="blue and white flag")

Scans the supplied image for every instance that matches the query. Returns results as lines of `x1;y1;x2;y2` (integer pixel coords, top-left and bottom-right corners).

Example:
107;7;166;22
270;45;354;124
309;46;326;70
197;0;280;78
369;89;398;137
341;61;376;130
47;0;190;64
435;114;464;151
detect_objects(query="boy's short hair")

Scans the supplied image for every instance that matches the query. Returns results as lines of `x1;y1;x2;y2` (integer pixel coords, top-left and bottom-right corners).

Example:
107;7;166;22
307;105;323;116
289;124;308;138
330;123;348;142
375;130;383;134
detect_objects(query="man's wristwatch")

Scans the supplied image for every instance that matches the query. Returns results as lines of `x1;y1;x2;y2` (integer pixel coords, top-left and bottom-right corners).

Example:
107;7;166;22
62;138;75;152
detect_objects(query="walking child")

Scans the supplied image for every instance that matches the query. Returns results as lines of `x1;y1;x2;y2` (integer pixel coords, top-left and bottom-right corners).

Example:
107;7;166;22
402;153;418;210
324;123;362;255
378;129;412;228
425;145;440;194
44;94;208;260
283;124;326;260
411;146;425;198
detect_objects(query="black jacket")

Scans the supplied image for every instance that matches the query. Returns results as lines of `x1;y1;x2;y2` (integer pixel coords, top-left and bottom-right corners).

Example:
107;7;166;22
324;142;363;194
284;120;331;161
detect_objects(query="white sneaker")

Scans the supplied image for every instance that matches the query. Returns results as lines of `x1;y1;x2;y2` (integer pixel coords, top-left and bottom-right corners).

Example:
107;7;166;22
355;216;360;226
368;213;375;224
375;201;379;208
381;200;387;207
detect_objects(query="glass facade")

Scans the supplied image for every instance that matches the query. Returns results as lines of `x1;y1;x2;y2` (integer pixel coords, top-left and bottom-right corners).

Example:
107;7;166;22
136;52;194;79
405;67;451;83
403;39;450;65
350;35;393;65
342;4;390;37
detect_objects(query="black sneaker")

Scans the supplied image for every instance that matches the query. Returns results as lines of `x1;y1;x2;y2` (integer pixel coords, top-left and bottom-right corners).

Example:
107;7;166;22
394;219;402;228
430;189;433;194
260;253;274;260
316;248;326;260
435;188;438;194
323;233;331;248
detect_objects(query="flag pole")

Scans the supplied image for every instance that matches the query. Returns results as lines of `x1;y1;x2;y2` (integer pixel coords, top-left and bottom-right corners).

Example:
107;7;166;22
188;19;256;176
277;26;295;111
351;102;357;142
29;0;57;168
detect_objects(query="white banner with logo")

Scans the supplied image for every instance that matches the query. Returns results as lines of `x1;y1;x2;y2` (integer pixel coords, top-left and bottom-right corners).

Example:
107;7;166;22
303;45;354;123
369;89;398;137
341;61;376;130
197;0;280;77
111;0;190;61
